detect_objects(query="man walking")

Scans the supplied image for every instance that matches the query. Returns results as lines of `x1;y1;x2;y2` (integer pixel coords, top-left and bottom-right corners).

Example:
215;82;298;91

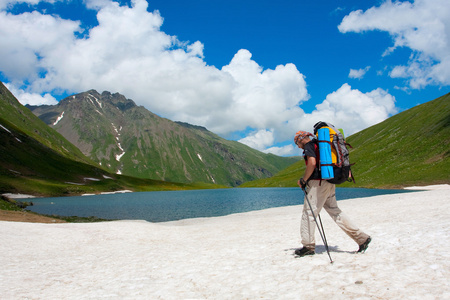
294;130;371;257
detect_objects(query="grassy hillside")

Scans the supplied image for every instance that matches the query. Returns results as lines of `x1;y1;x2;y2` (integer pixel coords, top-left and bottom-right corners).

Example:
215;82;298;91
0;82;96;165
174;122;299;185
242;93;450;188
0;118;222;197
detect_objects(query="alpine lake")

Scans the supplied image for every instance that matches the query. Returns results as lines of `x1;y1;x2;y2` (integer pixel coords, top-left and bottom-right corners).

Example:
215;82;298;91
27;187;417;222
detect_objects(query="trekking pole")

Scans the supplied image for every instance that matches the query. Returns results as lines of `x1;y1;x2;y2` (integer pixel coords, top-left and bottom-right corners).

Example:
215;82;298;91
302;187;334;264
317;214;329;251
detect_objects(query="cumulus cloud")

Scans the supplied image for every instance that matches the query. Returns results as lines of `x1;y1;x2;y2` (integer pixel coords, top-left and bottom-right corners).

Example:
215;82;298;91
349;66;371;79
238;129;295;156
238;129;275;151
0;7;80;83
5;83;58;105
218;50;308;133
306;84;397;136
0;0;399;156
238;83;397;154
0;1;310;140
263;144;296;157
338;0;450;89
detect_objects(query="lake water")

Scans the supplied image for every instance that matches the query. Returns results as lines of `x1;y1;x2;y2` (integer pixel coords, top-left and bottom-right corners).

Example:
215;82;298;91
27;187;417;222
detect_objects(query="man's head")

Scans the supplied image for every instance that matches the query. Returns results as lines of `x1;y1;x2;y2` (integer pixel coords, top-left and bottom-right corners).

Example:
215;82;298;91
294;131;314;149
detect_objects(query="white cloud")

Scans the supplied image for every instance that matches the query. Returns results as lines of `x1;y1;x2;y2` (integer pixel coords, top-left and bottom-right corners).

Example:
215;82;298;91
349;66;370;79
238;129;296;156
238;129;275;152
338;0;450;89
0;0;399;156
5;83;57;105
244;84;398;156
217;50;309;134
283;83;397;147
1;0;310;138
308;84;397;136
0;9;80;83
263;144;295;156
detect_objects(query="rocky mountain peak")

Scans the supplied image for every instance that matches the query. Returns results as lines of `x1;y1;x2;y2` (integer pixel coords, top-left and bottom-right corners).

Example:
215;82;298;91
101;91;136;111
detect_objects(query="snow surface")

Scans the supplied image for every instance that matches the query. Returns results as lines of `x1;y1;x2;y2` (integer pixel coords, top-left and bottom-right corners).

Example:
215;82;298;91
1;185;449;299
1;193;36;199
100;190;132;195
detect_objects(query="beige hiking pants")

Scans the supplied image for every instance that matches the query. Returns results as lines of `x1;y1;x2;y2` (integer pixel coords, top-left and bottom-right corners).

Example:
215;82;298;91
301;180;369;250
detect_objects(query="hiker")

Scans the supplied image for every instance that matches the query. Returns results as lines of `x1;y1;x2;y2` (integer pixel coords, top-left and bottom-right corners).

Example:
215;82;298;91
294;130;371;257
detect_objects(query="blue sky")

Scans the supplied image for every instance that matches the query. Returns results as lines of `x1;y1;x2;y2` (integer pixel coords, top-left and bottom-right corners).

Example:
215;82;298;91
1;0;449;156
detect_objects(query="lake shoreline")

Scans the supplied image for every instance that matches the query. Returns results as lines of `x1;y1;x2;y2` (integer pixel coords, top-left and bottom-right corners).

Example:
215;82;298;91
20;186;421;223
2;185;445;223
2;182;444;201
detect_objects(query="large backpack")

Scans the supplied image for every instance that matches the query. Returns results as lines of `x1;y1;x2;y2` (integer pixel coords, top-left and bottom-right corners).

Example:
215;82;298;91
313;121;355;184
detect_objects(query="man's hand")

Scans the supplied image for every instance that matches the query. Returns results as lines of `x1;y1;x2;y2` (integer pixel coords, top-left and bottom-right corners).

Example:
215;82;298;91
298;178;307;189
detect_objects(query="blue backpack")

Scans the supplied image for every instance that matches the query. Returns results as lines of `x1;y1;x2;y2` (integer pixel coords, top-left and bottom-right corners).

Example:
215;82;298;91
313;121;355;184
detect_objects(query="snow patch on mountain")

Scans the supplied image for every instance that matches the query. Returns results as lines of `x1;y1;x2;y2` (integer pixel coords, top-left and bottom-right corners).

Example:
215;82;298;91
87;94;102;108
1;124;22;142
53;111;64;126
0;124;11;133
112;123;125;162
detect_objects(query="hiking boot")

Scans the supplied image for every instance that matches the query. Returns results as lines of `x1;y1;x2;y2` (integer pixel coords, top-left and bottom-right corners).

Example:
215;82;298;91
358;236;372;253
294;247;315;257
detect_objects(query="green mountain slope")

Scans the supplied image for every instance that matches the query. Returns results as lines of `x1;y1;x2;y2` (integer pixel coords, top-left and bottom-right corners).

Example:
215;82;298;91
242;93;450;188
0;83;221;197
0;82;95;165
29;90;298;186
0;119;219;196
346;92;449;188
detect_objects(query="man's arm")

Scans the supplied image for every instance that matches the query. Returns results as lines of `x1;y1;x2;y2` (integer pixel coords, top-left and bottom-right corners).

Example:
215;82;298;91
297;156;317;187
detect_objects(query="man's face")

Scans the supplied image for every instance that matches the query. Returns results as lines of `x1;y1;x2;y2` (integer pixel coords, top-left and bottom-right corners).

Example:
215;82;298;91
296;138;307;149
